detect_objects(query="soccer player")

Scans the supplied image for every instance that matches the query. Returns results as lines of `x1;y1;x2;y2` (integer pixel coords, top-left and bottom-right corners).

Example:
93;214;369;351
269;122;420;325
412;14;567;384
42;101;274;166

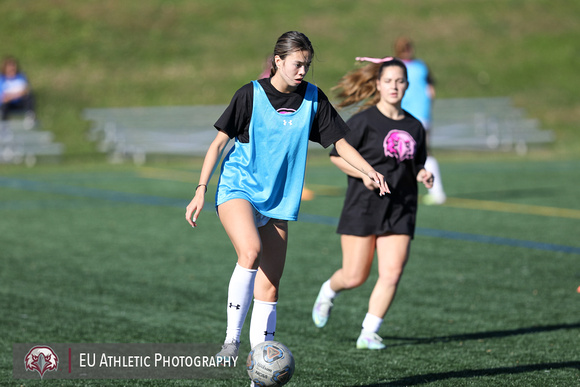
395;37;446;205
312;58;434;349
185;31;389;361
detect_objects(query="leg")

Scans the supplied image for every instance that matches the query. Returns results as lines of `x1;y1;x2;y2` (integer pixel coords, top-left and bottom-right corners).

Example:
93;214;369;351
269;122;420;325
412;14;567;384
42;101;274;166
357;233;410;350
424;132;446;205
331;234;377;291
368;234;411;318
313;234;376;328
22;92;36;114
1;102;9;121
219;199;263;270
216;199;261;356
22;93;36;129
250;219;288;348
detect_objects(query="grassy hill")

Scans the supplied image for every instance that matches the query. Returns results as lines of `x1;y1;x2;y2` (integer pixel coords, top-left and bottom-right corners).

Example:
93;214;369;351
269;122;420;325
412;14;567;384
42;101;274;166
1;0;578;160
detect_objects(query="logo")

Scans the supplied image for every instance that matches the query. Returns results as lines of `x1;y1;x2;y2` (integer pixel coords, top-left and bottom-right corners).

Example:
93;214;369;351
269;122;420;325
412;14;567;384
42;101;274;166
383;129;416;163
263;344;284;363
24;346;59;379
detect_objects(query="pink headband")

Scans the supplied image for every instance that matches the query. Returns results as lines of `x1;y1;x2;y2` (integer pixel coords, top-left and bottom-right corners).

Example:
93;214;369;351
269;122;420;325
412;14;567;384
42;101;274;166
355;56;394;63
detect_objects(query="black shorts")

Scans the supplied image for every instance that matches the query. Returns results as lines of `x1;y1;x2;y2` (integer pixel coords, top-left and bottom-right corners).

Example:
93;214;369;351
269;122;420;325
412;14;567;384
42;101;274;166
336;182;418;238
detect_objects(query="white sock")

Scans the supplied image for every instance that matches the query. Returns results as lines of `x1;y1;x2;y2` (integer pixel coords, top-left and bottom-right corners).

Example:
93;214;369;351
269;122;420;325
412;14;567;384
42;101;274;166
224;263;257;343
425;155;446;198
361;313;383;334
249;299;277;349
321;279;337;300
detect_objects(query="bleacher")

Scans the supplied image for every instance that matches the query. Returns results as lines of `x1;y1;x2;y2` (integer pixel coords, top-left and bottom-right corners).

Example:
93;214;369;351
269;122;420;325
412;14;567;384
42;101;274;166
430;97;554;154
0;117;65;166
83;106;225;164
83;97;554;164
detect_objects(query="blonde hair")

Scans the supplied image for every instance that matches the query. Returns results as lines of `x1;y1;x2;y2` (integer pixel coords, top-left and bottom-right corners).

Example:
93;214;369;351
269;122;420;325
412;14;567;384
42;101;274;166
333;58;408;110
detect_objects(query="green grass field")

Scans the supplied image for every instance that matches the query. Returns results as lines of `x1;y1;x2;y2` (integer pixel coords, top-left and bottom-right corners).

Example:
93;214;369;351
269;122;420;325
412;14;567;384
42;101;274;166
1;1;579;385
1;153;579;386
1;0;579;158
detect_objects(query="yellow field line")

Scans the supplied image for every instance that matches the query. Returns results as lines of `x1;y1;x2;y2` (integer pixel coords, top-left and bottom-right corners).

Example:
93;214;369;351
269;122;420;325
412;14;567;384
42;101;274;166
442;197;580;220
138;167;579;220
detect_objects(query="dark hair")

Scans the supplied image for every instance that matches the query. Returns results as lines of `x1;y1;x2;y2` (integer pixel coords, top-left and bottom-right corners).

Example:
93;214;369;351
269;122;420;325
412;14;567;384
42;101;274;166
333;58;407;110
378;58;408;81
269;31;314;77
1;56;20;75
394;36;414;59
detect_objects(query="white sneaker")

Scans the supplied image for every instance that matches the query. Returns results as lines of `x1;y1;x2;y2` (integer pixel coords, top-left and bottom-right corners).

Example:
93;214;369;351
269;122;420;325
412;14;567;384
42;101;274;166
312;286;334;328
356;330;386;350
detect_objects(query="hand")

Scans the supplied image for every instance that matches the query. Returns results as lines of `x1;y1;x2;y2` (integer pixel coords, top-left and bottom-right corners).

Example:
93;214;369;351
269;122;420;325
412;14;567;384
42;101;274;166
185;190;205;228
362;175;379;191
367;170;390;196
417;169;434;189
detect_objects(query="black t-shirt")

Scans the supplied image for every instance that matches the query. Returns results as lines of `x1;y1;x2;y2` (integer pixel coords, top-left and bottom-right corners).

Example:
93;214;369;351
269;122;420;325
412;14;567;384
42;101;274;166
330;106;427;237
214;78;348;148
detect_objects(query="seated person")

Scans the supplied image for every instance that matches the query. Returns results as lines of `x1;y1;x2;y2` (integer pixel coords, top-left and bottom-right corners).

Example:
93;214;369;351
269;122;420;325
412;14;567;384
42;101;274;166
0;56;36;129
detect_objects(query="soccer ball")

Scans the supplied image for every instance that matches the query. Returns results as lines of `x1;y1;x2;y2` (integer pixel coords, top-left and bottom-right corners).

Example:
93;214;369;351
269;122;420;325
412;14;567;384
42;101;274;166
246;341;295;386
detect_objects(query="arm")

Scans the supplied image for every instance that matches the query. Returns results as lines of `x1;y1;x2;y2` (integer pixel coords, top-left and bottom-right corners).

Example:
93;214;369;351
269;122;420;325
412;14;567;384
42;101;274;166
330;155;380;191
2;85;30;103
185;130;231;227
333;138;390;195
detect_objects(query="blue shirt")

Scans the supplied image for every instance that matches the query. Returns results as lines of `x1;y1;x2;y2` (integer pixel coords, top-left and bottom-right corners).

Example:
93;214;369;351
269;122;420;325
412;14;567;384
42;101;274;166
401;59;432;126
216;80;318;221
0;73;29;102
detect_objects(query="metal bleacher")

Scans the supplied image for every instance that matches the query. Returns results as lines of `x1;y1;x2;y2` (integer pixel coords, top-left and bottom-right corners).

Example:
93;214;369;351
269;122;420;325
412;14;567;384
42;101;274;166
0;117;65;166
83;97;554;164
83;105;225;165
429;97;554;154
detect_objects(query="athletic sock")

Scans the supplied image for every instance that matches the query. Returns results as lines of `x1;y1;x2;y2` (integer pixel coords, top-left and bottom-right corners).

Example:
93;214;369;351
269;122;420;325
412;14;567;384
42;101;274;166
224;263;257;343
425;155;446;199
321;279;338;300
249;299;277;349
361;313;383;334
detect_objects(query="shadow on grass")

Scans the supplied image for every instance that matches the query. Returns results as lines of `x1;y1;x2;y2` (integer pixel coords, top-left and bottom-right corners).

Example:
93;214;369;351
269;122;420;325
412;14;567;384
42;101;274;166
362;361;580;386
359;322;580;386
382;321;580;347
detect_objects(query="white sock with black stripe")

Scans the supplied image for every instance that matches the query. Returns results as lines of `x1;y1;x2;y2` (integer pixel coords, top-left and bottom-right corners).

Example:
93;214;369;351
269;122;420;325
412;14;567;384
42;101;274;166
224;263;257;343
249;299;277;349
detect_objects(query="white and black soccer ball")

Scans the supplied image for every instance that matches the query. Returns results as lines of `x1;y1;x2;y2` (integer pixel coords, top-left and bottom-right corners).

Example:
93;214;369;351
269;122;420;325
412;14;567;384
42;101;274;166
246;341;295;386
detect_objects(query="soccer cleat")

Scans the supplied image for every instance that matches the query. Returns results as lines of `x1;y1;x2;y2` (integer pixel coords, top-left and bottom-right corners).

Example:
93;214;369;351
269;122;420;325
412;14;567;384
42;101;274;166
215;339;240;366
312;287;334;328
356;330;386;350
422;193;446;206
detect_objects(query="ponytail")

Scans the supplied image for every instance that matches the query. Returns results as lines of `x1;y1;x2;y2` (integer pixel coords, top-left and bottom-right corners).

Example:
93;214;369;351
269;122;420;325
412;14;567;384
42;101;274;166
333;57;408;110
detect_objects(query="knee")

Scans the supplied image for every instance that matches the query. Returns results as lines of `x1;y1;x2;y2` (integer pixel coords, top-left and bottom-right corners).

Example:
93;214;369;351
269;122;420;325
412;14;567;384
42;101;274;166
342;273;368;290
378;267;404;287
238;248;261;270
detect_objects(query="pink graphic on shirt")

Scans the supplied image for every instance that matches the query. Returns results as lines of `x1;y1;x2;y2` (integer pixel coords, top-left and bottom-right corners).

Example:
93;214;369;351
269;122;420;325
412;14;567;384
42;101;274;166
384;130;416;163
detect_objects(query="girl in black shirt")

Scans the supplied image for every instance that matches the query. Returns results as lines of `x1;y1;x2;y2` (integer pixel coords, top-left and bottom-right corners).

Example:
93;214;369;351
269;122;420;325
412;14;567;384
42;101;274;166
312;58;434;349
